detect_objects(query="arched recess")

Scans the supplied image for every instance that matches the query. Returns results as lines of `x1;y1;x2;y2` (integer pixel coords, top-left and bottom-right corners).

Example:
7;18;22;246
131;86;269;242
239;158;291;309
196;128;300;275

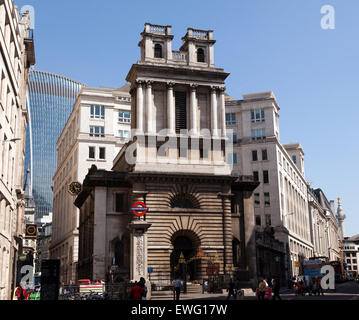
170;230;202;281
170;193;200;209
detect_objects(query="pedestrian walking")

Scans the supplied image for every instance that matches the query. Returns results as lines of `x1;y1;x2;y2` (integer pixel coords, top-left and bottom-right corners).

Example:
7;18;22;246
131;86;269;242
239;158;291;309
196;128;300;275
129;281;144;300
317;277;324;296
68;280;75;295
15;283;27;301
257;278;266;301
272;278;281;301
226;278;236;300
174;278;183;300
234;279;242;300
139;277;148;300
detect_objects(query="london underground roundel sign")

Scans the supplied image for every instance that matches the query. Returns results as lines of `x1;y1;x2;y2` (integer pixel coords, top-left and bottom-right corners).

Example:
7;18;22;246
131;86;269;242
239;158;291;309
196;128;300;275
131;202;148;217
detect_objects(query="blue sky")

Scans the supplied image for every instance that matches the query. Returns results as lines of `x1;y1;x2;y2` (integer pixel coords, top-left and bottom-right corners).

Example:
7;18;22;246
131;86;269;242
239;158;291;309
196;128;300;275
15;0;358;236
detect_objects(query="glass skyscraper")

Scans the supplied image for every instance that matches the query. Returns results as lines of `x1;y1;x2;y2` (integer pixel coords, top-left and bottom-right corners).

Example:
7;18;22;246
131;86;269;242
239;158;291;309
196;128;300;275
25;69;84;221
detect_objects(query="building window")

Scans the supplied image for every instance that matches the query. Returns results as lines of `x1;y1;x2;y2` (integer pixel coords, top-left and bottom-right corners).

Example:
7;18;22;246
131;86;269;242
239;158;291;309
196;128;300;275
254;193;260;207
227;132;237;143
292;155;297;164
118;130;130;138
264;193;270;207
255;215;261;226
233;153;238;164
89;147;95;159
251;129;266;141
263;170;269;184
354;266;358;271
252;150;258;162
233;133;237;144
227;153;237;165
175;91;187;133
353;259;357;264
154;44;163;58
115;194;124;212
226;113;236;126
197;48;205;62
262;149;268;161
253;171;259;182
347;259;351;264
265;214;272;226
99;147;106;160
90;105;105;119
251;109;265;123
118;111;131;123
90;126;105;137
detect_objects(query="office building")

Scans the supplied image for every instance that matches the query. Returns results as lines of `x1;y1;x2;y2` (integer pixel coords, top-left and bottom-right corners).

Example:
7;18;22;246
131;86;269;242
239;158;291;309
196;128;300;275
51;85;131;283
25;69;83;221
0;1;35;300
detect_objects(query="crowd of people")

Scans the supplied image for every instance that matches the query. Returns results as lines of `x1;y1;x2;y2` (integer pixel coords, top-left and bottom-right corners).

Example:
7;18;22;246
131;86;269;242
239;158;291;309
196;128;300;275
290;276;324;296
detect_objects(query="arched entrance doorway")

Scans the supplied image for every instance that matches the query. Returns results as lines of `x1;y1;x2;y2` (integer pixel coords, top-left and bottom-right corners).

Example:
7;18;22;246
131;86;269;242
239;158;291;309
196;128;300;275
170;230;201;282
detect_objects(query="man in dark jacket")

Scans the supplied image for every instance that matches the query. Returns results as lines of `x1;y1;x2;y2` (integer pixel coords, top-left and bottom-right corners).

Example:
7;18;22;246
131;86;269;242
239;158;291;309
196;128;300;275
272;278;281;300
227;278;236;300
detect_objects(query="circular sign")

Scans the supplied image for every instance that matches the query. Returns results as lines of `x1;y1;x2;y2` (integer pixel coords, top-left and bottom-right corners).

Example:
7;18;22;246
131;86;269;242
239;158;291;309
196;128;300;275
131;202;148;217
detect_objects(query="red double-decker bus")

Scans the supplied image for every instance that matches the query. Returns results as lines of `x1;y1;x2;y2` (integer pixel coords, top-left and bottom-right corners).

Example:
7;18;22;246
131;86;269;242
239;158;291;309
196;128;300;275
328;261;345;282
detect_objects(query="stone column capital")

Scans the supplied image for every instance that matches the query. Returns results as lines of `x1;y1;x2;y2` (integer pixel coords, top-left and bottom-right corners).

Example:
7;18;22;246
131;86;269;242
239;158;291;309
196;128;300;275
190;83;199;91
136;80;144;87
145;80;154;88
218;86;226;93
166;82;175;89
211;85;220;93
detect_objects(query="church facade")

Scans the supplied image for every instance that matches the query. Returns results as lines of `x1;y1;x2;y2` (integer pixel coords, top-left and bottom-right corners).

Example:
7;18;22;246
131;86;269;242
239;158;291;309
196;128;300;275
75;23;259;290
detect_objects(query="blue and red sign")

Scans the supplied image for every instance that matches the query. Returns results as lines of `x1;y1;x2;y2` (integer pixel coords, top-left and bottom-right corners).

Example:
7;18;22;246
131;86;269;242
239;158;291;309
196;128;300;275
131;202;148;217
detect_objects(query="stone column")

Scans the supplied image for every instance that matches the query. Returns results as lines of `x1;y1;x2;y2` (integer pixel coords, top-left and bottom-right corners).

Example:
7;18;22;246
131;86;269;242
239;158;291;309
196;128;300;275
128;220;152;298
146;81;155;134
136;80;144;133
242;190;258;288
167;82;175;135
211;86;219;138
219;192;234;277
219;87;226;137
93;187;107;280
190;84;198;135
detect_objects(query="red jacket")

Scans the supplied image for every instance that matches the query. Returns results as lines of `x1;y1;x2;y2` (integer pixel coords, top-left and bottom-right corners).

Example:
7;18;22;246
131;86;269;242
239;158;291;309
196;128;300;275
15;287;27;300
129;285;144;300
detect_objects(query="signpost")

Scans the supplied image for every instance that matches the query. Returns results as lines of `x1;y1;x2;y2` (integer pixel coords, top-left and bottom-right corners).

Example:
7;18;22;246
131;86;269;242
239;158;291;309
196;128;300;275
131;202;148;217
303;260;323;278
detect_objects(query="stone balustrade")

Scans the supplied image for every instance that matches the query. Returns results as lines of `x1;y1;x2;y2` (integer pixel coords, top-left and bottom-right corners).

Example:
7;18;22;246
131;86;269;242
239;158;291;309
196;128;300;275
186;28;213;40
172;51;187;61
144;23;170;35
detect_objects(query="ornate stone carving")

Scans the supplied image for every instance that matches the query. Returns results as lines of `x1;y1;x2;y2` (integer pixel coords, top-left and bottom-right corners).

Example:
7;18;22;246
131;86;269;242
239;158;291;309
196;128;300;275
211;85;220;92
166;81;175;89
145;80;154;88
190;83;199;91
135;80;144;87
135;232;144;275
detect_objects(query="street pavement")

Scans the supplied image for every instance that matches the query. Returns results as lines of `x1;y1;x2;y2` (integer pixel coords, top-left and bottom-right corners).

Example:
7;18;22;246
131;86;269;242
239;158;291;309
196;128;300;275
156;281;359;301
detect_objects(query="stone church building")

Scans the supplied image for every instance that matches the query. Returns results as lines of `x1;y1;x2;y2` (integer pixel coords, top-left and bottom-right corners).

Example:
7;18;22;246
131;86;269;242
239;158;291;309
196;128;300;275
74;23;259;290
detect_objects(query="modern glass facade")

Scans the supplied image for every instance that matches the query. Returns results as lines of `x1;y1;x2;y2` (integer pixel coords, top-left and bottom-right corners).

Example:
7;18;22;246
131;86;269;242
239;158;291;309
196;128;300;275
25;69;84;221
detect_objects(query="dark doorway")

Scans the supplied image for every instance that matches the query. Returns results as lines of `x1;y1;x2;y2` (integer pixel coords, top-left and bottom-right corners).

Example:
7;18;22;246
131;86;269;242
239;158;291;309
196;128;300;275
170;235;198;281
